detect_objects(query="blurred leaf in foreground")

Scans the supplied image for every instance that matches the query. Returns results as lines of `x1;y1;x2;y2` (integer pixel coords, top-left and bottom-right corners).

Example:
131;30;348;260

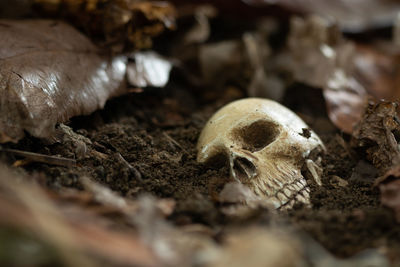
376;165;400;223
0;164;158;266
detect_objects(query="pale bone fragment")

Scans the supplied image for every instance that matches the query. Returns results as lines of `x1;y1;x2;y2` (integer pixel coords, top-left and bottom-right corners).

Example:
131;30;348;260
330;175;349;187
197;98;325;209
306;158;323;186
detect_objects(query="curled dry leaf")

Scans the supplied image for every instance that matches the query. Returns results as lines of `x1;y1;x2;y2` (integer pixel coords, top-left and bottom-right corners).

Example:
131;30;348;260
243;0;400;32
34;0;176;51
352;101;400;173
0;20;127;143
0;20;174;144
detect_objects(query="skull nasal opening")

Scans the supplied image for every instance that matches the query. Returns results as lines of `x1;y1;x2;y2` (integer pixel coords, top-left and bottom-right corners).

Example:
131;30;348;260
232;120;280;152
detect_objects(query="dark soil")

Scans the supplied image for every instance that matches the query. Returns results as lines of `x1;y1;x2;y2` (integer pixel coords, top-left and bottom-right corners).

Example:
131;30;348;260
2;82;400;263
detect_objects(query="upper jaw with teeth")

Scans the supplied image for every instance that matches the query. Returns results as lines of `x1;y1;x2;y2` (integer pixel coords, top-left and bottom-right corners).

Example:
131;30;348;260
197;98;324;209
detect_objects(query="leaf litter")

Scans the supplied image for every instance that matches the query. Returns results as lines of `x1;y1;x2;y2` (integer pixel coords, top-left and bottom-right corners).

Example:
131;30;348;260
33;0;176;51
2;0;400;266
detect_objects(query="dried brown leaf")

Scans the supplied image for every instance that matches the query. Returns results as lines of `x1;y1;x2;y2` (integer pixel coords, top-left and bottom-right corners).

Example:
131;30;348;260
352;101;400;173
323;88;366;134
354;45;400;101
0;20;127;143
34;0;176;51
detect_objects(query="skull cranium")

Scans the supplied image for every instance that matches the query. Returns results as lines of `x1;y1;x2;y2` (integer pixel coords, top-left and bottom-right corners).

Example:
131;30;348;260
197;98;324;209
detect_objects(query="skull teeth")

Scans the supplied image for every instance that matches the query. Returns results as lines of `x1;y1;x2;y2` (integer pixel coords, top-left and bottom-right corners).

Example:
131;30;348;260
295;194;307;203
299;179;307;187
286;184;297;192
291;182;302;191
268;197;282;209
276;192;289;206
273;178;310;209
283;188;292;198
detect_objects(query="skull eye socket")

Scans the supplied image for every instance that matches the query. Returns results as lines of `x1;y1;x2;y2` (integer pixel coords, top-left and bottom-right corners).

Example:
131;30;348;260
233;120;280;152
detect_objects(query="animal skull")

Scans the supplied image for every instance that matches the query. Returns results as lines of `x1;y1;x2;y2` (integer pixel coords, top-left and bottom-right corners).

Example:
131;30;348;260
197;98;324;209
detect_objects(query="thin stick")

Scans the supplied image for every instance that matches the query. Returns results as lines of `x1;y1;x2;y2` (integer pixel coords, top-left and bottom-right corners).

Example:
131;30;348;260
162;132;185;152
116;153;142;180
0;147;76;167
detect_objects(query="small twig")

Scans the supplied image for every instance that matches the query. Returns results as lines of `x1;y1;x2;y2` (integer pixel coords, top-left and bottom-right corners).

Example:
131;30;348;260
162;132;185;152
0;147;76;167
116;153;142;180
